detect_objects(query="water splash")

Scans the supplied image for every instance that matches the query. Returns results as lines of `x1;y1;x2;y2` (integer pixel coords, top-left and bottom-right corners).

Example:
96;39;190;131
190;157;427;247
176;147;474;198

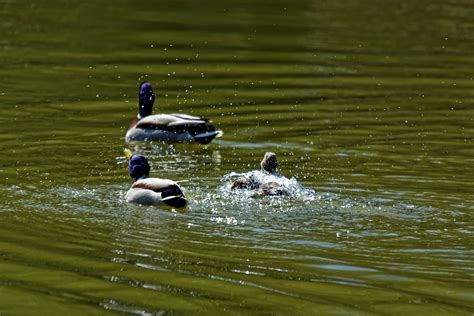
220;170;317;201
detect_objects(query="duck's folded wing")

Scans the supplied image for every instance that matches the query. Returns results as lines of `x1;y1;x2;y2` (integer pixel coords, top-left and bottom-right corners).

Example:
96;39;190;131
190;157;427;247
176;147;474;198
167;119;207;127
135;114;182;127
170;113;210;122
131;178;178;192
135;114;207;129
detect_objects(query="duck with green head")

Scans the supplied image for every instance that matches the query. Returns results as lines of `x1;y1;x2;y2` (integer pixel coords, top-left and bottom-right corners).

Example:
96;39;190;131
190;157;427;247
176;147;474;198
125;151;187;208
125;82;223;144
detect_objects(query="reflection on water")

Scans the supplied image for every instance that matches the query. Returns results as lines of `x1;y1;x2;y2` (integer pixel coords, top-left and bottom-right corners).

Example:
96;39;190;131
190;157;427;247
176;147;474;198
1;0;473;314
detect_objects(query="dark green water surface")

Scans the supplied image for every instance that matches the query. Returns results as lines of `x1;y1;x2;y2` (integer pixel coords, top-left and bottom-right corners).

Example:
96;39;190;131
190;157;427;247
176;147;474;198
1;0;473;314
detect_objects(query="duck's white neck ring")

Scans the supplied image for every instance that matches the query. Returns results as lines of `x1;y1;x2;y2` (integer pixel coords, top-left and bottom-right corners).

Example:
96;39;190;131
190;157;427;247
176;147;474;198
137;175;148;180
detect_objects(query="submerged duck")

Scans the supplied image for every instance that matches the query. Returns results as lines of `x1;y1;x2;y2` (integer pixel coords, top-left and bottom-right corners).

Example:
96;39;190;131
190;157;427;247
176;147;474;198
230;152;288;196
125;152;187;208
125;82;223;144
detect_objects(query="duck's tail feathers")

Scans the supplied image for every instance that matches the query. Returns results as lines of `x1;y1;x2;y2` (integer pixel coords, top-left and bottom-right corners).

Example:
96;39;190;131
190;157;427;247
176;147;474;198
193;130;223;145
161;195;187;208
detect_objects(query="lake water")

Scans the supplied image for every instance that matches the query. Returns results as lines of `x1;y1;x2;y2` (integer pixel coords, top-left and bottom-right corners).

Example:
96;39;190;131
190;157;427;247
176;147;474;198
1;0;473;314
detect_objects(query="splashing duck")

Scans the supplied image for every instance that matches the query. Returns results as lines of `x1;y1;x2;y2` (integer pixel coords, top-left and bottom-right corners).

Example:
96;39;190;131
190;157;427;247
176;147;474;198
230;152;288;196
125;82;223;144
124;149;187;208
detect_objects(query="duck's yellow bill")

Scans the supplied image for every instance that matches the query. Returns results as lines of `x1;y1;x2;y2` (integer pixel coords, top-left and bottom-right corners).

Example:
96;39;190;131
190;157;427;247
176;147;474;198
124;148;133;160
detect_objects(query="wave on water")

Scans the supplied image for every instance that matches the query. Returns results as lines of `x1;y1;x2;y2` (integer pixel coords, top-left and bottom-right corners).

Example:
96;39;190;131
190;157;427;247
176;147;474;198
1;178;441;228
186;170;440;226
216;139;314;152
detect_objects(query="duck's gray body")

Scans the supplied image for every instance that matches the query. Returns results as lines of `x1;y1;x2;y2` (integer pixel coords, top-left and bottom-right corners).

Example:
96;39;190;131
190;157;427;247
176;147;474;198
126;178;187;207
125;113;223;144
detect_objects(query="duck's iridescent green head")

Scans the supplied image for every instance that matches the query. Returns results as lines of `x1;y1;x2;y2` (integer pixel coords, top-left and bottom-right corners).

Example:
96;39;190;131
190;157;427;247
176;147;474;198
138;81;155;119
129;154;150;180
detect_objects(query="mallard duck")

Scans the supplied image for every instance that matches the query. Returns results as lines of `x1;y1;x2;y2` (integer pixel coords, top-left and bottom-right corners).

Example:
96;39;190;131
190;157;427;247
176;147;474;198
125;152;187;208
125;82;223;144
230;152;288;196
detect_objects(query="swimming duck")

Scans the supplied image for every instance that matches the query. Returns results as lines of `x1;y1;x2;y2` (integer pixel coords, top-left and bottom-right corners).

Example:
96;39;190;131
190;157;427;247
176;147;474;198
230;152;288;196
125;82;223;144
125;152;187;208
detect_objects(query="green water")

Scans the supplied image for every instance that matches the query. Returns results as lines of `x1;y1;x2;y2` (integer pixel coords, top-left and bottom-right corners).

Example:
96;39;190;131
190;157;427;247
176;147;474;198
1;0;473;314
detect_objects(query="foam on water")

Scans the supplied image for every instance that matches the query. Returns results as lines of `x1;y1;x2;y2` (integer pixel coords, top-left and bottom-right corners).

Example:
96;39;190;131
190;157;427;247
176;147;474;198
220;170;317;201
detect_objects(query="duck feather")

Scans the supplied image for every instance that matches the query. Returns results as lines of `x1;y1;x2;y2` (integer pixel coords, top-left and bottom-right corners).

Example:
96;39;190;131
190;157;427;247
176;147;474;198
170;113;209;122
131;178;178;192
